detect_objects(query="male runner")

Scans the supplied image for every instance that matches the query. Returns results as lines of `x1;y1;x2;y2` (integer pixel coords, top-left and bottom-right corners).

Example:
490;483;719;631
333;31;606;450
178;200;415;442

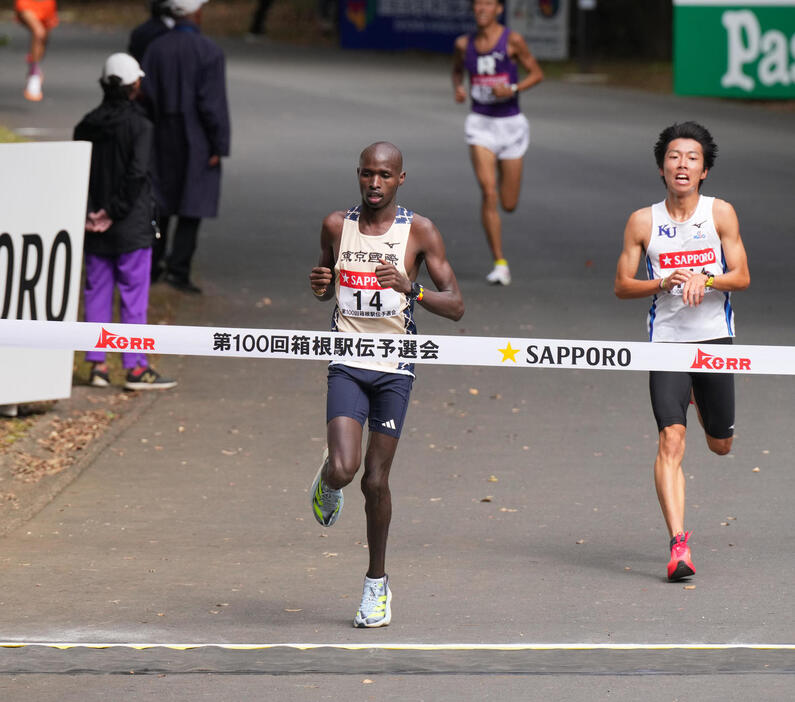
452;0;543;285
614;122;750;581
15;0;58;101
309;142;464;627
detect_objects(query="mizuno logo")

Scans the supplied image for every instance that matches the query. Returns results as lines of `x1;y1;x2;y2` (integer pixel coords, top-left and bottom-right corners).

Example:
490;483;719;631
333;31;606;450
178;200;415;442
95;327;155;351
381;419;397;430
693;220;706;229
384;242;399;248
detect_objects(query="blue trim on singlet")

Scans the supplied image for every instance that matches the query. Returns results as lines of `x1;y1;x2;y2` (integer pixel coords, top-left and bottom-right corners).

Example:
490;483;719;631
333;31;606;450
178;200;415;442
397;303;418;374
344;204;414;224
720;250;734;335
645;254;657;342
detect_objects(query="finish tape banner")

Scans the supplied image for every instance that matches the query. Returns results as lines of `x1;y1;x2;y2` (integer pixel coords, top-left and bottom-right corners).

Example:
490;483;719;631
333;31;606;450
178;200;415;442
1;320;794;375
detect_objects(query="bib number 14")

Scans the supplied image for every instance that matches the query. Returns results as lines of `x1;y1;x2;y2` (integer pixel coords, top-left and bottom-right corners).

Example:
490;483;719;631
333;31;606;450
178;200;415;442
339;284;400;318
353;290;382;311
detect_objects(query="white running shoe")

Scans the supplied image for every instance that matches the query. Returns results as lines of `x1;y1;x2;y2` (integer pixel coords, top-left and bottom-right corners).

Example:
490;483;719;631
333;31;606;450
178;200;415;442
311;448;343;527
486;262;511;286
353;575;392;628
24;73;43;102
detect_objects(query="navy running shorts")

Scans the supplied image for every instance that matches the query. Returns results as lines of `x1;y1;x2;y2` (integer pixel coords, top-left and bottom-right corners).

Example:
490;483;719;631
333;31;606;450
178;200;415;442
326;364;414;439
649;338;735;439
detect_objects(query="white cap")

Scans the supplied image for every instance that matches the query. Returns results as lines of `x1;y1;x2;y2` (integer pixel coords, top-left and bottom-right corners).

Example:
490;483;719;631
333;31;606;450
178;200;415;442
102;53;144;86
166;0;209;16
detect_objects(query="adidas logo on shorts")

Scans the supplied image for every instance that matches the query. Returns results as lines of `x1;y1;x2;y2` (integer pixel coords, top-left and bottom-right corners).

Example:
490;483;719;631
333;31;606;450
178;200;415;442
381;419;397;430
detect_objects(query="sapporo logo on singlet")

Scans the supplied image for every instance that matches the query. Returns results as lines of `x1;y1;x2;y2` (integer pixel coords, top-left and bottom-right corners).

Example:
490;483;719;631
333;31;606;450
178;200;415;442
690;348;750;371
95;327;155;351
338;269;400;318
659;248;717;269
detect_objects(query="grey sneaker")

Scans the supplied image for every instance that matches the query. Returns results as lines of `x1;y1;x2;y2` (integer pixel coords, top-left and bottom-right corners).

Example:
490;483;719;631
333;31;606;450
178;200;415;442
353;575;392;628
124;367;177;391
310;448;343;527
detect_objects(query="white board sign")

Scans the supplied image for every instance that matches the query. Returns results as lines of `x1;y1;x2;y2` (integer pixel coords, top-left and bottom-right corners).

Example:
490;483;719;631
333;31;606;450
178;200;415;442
0;142;91;404
509;0;570;61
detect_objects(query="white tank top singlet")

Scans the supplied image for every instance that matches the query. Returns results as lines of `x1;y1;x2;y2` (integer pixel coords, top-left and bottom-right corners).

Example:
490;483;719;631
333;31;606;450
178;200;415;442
645;195;734;343
331;205;417;376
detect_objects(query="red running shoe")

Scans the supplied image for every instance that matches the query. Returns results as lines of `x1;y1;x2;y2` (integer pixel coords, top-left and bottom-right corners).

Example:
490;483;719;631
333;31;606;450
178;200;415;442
667;531;695;581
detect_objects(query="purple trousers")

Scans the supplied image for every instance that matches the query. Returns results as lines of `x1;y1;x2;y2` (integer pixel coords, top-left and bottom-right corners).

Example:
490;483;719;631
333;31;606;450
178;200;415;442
84;248;151;369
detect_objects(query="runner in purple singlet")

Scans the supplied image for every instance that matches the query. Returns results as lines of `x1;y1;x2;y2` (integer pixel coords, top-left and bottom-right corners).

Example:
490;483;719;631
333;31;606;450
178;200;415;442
452;0;544;285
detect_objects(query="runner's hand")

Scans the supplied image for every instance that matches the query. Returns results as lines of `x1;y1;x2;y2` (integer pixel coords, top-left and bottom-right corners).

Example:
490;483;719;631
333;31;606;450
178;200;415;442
376;259;411;295
681;271;709;307
310;266;333;295
454;85;467;103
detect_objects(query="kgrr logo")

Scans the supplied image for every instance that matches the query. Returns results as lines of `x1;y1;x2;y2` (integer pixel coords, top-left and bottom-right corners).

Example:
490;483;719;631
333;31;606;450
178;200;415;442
95;327;155;351
690;348;750;371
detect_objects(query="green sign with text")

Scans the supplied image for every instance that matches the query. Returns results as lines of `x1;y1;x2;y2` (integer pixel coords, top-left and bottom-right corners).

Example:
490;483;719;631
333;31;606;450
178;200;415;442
674;1;795;98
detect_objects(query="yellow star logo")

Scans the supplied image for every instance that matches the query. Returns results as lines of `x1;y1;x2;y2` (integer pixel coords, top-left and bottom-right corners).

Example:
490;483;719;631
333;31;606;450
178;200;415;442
498;342;520;363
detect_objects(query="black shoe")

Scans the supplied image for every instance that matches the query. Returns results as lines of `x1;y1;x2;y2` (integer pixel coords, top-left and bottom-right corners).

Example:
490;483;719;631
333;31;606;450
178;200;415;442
165;273;202;294
89;366;110;387
124;367;178;391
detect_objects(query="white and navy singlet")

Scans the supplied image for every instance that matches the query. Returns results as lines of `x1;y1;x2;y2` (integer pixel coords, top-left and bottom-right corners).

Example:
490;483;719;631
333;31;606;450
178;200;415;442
331;205;417;376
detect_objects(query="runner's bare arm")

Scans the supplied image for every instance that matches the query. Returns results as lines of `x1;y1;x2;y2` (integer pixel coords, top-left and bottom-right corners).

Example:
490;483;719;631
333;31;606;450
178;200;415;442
679;199;750;306
412;216;464;321
614;207;665;299
710;199;750;292
493;32;544;98
309;212;342;301
452;35;468;103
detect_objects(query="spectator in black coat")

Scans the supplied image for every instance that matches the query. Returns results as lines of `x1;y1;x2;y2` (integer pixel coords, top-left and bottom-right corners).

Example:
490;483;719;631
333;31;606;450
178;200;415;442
128;0;175;64
142;0;231;293
74;53;177;390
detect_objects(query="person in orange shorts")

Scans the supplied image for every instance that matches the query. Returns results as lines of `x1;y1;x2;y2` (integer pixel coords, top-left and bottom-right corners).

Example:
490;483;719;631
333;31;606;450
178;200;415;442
15;0;59;101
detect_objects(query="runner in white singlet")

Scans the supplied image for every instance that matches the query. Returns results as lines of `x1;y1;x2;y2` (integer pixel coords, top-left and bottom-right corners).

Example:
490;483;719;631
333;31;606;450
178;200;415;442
615;122;750;582
308;142;464;628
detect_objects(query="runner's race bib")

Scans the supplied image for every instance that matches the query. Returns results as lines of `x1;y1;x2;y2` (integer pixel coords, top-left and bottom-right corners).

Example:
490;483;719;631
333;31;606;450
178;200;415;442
338;269;402;319
471;74;510;104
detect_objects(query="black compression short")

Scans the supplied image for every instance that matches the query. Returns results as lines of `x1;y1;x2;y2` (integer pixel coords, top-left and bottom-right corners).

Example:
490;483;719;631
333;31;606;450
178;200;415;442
649;338;735;439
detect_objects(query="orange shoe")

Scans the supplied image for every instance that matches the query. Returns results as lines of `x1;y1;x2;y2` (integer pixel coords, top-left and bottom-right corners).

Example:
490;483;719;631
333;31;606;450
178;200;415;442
667;531;695;581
